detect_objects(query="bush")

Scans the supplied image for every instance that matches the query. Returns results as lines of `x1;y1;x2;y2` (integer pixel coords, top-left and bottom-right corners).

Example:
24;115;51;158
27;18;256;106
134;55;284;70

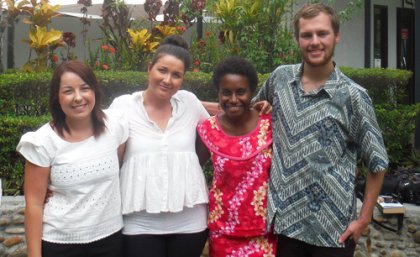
0;71;51;116
340;67;413;104
0;71;217;116
0;115;50;195
1;68;411;115
0;67;417;194
375;103;420;168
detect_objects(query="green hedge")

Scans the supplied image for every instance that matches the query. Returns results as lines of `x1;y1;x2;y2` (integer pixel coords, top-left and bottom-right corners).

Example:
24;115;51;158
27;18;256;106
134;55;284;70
0;72;51;116
375;103;420;167
0;67;417;195
340;67;412;104
0;115;50;195
0;67;411;116
0;71;215;116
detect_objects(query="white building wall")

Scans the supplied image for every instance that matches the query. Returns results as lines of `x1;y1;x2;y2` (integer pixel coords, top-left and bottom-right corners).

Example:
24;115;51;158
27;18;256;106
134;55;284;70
333;1;365;68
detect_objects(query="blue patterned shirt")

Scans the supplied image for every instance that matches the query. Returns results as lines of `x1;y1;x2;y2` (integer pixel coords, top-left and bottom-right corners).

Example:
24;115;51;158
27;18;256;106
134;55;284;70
254;64;388;247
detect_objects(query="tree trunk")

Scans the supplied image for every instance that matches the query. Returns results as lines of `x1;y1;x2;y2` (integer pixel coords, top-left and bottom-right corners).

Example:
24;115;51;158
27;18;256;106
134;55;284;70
0;11;6;73
7;19;14;69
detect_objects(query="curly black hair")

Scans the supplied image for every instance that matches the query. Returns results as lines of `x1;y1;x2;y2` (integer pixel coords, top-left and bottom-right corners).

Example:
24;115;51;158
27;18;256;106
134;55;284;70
212;56;258;93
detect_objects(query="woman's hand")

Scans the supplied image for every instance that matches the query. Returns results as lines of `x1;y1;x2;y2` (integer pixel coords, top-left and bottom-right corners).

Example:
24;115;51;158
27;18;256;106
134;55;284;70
253;101;272;115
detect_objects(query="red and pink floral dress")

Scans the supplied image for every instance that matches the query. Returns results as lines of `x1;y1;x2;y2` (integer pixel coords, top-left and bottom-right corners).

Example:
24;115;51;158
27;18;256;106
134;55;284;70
197;114;276;257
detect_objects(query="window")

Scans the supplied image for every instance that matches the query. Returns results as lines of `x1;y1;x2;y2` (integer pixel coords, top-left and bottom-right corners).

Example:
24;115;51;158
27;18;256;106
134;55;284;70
373;5;388;68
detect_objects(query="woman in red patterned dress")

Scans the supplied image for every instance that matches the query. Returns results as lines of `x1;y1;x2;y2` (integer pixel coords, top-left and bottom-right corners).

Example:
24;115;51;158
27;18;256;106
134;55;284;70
196;57;276;257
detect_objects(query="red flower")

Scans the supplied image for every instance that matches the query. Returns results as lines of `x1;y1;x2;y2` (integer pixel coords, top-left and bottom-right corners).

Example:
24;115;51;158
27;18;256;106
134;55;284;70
193;68;200;73
205;31;210;37
177;26;186;32
109;47;116;54
194;59;200;67
102;64;109;70
95;61;99;66
101;45;109;51
50;54;59;63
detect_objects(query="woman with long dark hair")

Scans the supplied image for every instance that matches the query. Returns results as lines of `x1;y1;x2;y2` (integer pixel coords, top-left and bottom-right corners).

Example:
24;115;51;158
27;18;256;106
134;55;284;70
109;35;209;257
18;60;128;257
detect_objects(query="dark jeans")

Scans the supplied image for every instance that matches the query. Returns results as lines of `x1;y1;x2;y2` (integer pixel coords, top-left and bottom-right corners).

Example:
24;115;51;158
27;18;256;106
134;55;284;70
123;229;208;257
42;230;123;257
276;234;356;257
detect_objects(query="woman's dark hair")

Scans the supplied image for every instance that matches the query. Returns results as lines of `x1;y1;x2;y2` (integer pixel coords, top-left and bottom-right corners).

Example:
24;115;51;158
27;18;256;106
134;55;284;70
150;35;191;71
212;57;258;93
49;60;106;138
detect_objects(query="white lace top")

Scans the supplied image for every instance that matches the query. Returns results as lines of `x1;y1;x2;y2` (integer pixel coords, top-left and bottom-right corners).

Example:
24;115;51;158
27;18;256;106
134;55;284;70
16;110;128;244
109;90;209;214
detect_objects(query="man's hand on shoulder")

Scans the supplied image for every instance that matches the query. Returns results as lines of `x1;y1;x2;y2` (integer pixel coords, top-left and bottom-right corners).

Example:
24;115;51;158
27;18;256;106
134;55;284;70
201;101;221;116
253;101;272;115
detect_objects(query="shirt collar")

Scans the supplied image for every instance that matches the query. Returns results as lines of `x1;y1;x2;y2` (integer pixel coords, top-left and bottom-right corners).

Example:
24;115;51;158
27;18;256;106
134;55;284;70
136;90;182;115
291;62;345;98
136;90;182;103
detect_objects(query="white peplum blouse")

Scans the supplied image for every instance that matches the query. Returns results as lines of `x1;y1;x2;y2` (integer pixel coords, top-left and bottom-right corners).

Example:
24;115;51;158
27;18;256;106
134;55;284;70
109;90;210;214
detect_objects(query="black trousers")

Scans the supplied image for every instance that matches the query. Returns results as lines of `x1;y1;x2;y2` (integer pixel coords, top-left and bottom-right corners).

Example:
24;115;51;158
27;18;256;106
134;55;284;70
42;230;123;257
276;234;356;257
123;229;208;257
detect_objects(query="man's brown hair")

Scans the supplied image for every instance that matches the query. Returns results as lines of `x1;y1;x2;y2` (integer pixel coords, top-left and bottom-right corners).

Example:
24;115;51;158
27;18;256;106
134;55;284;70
293;3;340;40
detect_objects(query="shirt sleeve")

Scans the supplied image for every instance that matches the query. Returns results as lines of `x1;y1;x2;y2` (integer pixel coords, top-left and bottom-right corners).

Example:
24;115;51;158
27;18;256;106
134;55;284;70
353;90;389;173
104;109;129;145
196;96;210;122
16;130;52;168
183;90;210;123
108;95;125;110
253;71;276;104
